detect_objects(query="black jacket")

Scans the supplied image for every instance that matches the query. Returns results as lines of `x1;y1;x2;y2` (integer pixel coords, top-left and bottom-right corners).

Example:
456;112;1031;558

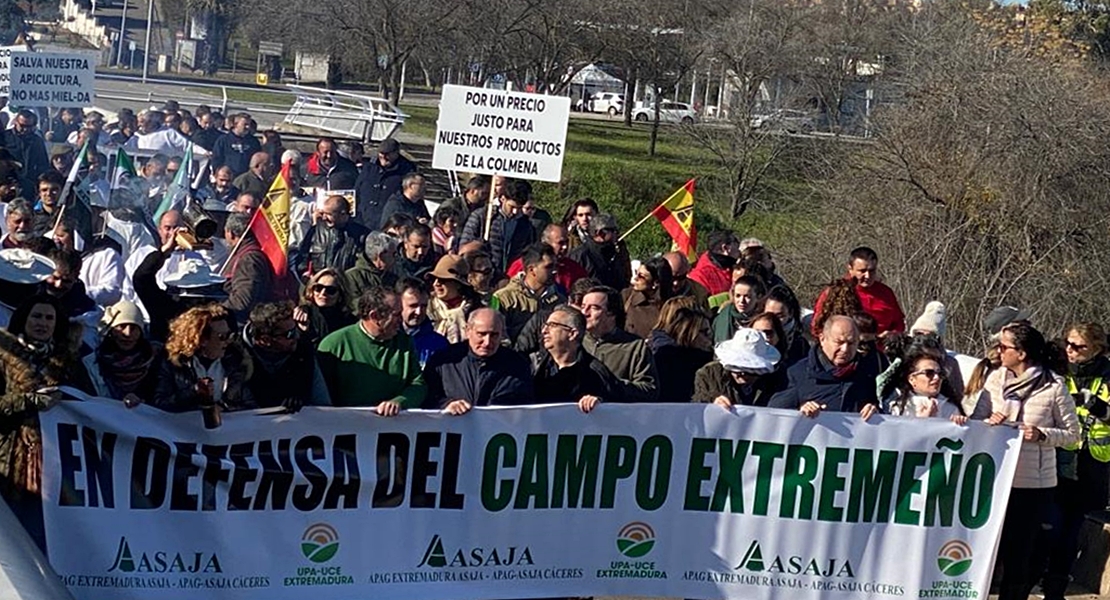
223;239;276;324
295;221;370;276
392;247;437;280
422;342;535;409
191;128;221;152
152;345;255;413
134;249;183;341
693;361;788;407
570;239;633;291
305;155;359;190
459;210;536;273
243;333;319;408
354;156;416;230
653;345;713;402
531;348;624;404
301;303;357;346
3;129;49;199
212;132;261;177
379;191;431;229
768;345;880;412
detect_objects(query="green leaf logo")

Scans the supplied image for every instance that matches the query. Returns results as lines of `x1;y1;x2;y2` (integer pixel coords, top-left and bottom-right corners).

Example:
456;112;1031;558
937;540;972;577
301;523;340;564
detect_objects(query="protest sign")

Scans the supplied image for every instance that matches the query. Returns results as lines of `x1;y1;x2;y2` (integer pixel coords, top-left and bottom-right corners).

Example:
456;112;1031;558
432;84;570;182
9;51;95;107
41;401;1019;600
0;45;26;98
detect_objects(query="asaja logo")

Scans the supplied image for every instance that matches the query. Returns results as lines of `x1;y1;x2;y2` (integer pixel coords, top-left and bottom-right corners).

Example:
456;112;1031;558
937;540;973;577
735;540;855;578
107;537;222;574
301;523;340;564
417;534;535;568
616;522;655;558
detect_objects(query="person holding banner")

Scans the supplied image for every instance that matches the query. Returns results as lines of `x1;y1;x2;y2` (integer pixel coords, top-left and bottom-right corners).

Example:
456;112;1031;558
153;304;254;414
0;294;93;551
531;304;621;411
693;327;784;407
880;342;968;424
768;315;880;419
985;320;1079;600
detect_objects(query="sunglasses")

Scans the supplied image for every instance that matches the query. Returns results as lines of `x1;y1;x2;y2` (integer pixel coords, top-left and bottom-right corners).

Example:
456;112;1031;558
313;284;339;295
470;268;492;276
912;369;945;380
996;342;1018;352
1066;341;1089;351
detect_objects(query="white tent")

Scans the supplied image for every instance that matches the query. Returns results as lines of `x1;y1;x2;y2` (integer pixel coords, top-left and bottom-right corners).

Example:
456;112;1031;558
570;64;624;89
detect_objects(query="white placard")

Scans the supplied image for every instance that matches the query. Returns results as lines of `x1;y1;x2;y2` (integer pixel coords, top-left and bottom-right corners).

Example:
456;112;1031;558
9;51;96;107
433;84;570;182
0;45;26;98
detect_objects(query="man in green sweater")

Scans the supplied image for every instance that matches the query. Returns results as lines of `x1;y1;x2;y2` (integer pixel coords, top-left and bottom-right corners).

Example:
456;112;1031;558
317;286;425;414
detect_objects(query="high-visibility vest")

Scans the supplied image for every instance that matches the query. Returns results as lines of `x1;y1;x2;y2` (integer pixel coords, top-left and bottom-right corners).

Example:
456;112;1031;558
1064;376;1110;462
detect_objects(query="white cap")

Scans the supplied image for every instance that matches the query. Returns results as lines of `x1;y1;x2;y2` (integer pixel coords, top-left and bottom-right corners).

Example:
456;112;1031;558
911;301;947;338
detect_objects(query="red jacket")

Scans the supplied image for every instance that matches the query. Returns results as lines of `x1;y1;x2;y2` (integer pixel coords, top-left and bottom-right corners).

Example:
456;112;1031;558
812;279;905;337
506;255;588;293
688;252;733;296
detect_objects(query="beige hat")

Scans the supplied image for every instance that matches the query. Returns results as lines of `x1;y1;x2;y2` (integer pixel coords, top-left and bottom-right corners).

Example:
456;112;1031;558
427;254;470;287
911;301;947;338
102;300;145;329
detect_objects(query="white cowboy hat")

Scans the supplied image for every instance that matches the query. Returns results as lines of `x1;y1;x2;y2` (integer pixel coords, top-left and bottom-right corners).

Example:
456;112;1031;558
0;249;55;284
163;257;225;289
715;328;781;375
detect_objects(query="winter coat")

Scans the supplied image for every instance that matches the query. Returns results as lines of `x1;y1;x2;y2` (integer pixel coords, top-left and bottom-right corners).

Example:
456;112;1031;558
986;368;1080;489
379;191;431;230
768;345;880;413
494;278;565;340
583;328;659;403
621;288;663;340
693;361;787;407
460;209;536;274
712;302;750;344
295;221;370;276
406;320;449;369
305;154;359;190
224;239;277;323
152;344;255;413
3;129;49;199
0;328;92;501
531;347;624;404
422;343;535;408
688;252;734;296
428;297;476;344
346;262;398;303
655;344;713;402
570;239;632;291
507;255;589;295
354;156;416;229
211;132;261;177
243;334;329;408
302;303;357;346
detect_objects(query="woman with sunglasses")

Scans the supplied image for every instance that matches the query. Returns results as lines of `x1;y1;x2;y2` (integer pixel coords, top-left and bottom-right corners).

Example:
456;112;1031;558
1038;322;1110;600
880;344;967;424
427;255;482;343
153;304;254;414
693;328;784;408
294;268;356;346
985;320;1079;600
622;256;673;339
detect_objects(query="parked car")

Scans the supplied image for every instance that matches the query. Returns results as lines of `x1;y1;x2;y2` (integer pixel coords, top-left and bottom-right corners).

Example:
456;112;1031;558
591;92;625;116
632;101;697;124
751;109;816;133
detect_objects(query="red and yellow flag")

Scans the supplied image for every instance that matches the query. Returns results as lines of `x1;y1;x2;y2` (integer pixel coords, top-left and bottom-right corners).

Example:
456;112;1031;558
249;162;292;277
650;179;696;258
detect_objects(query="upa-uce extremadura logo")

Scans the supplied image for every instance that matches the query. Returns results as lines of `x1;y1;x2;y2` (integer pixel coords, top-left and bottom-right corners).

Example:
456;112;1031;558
616;522;656;558
301;523;340;564
937;540;973;577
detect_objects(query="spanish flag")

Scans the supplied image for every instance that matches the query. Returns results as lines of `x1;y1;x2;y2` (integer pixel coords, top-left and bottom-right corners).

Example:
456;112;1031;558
650;179;696;258
249;162;292;277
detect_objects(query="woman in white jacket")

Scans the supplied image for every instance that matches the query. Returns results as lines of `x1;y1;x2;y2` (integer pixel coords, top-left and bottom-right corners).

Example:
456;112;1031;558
986;321;1079;600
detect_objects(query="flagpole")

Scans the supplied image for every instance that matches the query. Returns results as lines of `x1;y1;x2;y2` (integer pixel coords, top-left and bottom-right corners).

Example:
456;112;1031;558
618;178;696;242
217;208;256;277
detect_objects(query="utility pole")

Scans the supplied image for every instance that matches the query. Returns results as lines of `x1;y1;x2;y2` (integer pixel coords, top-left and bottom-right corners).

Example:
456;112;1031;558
142;0;154;81
115;0;128;66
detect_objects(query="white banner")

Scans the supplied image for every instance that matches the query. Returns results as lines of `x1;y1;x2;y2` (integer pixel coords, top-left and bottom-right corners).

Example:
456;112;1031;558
9;51;95;107
41;400;1019;600
0;45;26;99
432;84;570;182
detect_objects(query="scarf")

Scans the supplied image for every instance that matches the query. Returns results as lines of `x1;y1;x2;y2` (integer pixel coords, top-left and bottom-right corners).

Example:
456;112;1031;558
817;347;858;379
97;340;156;397
1000;366;1049;421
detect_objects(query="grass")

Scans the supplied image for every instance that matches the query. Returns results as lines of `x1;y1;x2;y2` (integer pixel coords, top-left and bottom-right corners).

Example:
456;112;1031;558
397;104;811;259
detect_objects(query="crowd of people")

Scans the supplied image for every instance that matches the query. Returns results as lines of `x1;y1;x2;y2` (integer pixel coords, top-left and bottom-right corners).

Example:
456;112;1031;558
0;103;1101;600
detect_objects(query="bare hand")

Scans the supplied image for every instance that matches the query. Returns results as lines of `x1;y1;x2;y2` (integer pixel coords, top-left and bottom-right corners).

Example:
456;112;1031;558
950;415;968;426
293;306;309;330
375;400;401;417
986;412;1007;426
578;395;601;413
160;227;183;253
859;403;879;422
123;393;143;409
916;399;938;418
444;399;472;415
800;401;826;418
713;396;733;409
1020;424;1045;442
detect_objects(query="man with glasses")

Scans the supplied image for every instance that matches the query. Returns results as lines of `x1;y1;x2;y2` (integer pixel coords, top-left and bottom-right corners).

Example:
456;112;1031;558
4;109;49;199
244;300;331;409
532;304;621;411
317;286;425;413
424;308;534;412
569;213;632;291
295;194;369;278
580;285;658;403
769;315;881;420
68;111;111;147
663;251;710;310
354;138;416;230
